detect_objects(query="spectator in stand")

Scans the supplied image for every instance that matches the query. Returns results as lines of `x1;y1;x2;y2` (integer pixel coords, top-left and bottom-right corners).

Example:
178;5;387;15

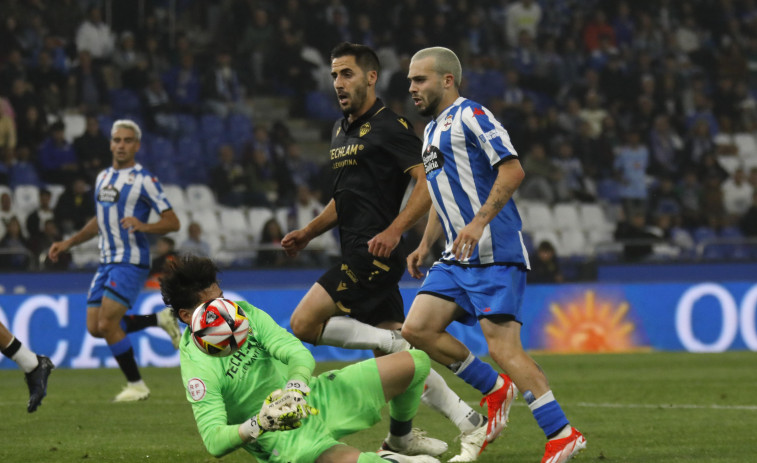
238;6;276;92
28;50;66;114
202;50;253;119
290;183;339;266
614;208;658;262
684;118;716;167
649;175;682;218
700;171;727;231
67;50;108;114
142;75;179;136
15;105;47;152
529;240;563;284
178;221;211;258
257;217;287;268
8;78;39;122
274;142;320;207
0;216;32;270
209;144;251;207
520;142;561;203
143;35;170;77
162;52;201;114
0;96;16;161
112;31;145;87
54;176;95;235
74;114;111;182
505;0;542;48
740;191;757;237
45;0;83;42
649;114;684;180
722;166;754;222
245;147;278;207
29;219;70;270
553;140;594;202
610;1;635;50
75;6;115;65
614;129;649;217
579;90;608;138
697;152;729;185
582;9;616;53
25;188;54;242
1;49;27;97
9;145;42;188
37;120;78;185
0;191;16;227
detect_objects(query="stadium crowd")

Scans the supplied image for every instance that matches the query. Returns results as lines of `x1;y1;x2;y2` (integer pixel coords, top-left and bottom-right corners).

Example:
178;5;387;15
1;0;757;274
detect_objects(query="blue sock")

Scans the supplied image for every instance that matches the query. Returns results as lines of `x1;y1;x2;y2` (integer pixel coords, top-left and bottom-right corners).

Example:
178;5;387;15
530;392;570;438
454;356;498;395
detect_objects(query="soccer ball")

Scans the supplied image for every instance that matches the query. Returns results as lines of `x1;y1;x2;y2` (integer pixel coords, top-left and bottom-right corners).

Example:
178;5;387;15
190;298;250;357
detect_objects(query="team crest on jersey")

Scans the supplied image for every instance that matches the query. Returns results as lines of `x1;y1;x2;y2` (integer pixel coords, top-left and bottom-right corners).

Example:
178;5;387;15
442;114;453;131
397;117;408;129
187;378;206;401
97;184;120;204
359;122;371;136
126;172;136;185
422;145;444;179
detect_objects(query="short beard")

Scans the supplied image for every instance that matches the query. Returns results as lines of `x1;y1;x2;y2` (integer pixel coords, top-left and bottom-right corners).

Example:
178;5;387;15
342;78;369;117
417;91;442;118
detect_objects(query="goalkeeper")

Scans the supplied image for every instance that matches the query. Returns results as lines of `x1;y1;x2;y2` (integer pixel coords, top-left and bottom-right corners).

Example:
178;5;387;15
160;255;444;463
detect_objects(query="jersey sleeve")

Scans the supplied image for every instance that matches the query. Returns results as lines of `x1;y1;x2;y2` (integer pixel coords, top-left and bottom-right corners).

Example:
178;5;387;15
384;116;424;173
180;349;243;457
241;302;315;384
140;174;173;213
461;104;518;167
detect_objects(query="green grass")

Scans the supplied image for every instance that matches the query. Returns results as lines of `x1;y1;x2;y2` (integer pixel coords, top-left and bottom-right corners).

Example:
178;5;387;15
1;351;756;462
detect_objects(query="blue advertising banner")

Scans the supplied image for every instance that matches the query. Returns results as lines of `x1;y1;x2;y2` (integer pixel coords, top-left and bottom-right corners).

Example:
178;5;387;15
1;281;756;369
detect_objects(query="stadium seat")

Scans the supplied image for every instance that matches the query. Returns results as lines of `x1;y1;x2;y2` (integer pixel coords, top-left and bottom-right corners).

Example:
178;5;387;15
219;207;251;234
13;185;41;215
227;113;253;138
305;91;342;120
63;113;86;143
46;184;65;209
692;226;718;245
275;207;291;233
97;114;114;135
200;113;226;139
553;203;582;232
149;136;177;162
176;113;199;136
524;203;556;232
560;229;588;257
185;184;217;209
579;203;614;233
532;230;562;256
109;88;142;116
162;184;187;212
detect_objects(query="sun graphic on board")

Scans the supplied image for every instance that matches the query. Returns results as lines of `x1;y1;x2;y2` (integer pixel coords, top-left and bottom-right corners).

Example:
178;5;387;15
544;290;644;353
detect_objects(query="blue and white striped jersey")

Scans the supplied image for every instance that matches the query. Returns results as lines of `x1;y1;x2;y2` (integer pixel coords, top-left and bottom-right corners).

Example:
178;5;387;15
94;163;172;266
422;97;530;268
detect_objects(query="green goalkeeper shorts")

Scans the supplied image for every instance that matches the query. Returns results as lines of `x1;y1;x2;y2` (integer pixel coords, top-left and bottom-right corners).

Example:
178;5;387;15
252;358;385;463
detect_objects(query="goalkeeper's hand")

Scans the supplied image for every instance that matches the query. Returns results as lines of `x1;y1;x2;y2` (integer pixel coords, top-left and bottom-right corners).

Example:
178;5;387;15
238;389;307;442
281;380;319;420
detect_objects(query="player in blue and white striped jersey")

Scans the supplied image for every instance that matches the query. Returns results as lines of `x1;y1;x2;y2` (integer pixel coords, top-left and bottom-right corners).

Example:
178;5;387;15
49;119;181;402
401;48;585;463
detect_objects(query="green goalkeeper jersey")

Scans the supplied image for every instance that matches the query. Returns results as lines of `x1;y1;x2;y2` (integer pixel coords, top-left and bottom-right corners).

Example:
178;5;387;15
179;301;316;457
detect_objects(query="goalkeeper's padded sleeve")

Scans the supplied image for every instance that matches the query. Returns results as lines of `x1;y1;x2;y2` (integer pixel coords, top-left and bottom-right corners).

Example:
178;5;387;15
389;349;431;422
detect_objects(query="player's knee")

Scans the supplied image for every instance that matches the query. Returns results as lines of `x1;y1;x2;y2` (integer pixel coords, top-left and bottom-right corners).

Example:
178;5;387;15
401;323;426;348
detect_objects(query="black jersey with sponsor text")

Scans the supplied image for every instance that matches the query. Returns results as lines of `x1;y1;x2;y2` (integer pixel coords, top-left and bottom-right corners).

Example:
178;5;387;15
329;99;422;256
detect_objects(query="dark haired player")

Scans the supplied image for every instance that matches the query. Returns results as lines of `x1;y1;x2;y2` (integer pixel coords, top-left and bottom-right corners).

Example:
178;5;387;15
160;255;440;463
281;42;488;460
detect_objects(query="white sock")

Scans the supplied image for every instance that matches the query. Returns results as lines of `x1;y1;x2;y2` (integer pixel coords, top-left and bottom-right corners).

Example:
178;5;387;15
10;340;39;373
422;368;484;433
128;379;147;388
528;390;556;411
319;316;393;350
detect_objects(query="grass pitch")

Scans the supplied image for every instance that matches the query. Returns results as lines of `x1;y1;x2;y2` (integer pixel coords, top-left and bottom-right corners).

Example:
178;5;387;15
1;351;755;462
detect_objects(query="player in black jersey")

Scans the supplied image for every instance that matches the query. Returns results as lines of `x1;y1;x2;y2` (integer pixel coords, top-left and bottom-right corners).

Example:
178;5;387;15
282;43;489;461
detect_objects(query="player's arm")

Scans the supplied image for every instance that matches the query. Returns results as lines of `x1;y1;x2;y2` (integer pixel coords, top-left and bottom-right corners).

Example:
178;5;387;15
281;199;338;257
48;216;98;262
407;206;444;279
368;164;431;258
452;158;524;260
121;209;180;234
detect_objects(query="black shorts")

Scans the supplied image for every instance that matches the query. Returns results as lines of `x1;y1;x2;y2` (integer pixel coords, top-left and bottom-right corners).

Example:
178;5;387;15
317;249;406;326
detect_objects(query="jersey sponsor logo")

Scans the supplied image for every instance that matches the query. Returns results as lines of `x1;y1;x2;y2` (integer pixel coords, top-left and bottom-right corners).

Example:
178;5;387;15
442;114;453;131
330;144;362;169
397;117;408;129
422;145;444;179
478;128;506;144
472;107;486;117
359;122;371;136
187;377;206;401
97;184;120;204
